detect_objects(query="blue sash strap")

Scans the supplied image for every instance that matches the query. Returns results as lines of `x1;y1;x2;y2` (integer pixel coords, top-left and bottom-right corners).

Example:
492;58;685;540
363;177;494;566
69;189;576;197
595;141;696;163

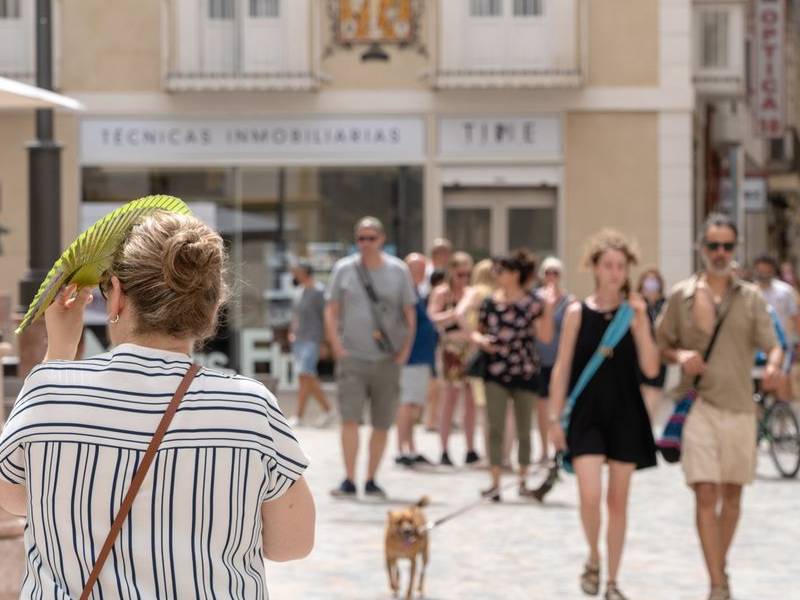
560;302;635;473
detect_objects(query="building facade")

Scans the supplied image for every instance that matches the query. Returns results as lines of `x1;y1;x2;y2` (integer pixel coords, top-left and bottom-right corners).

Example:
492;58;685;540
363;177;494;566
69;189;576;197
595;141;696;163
0;0;695;377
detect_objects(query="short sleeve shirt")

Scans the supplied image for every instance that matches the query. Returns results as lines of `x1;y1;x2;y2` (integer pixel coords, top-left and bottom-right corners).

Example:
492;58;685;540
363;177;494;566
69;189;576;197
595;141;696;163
325;253;416;361
656;275;778;413
293;282;326;343
761;279;799;343
479;291;544;389
0;344;308;599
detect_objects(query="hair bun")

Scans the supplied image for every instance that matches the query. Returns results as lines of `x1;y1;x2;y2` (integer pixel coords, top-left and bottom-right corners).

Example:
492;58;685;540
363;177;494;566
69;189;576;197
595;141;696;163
162;229;218;293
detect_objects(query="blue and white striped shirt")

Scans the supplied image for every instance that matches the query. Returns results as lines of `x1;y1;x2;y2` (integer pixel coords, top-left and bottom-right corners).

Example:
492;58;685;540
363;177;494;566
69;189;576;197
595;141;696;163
0;343;308;599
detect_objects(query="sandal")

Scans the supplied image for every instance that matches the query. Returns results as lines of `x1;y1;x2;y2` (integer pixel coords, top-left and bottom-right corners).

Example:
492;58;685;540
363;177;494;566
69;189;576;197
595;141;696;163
480;485;501;502
580;562;600;596
604;582;628;600
707;586;730;600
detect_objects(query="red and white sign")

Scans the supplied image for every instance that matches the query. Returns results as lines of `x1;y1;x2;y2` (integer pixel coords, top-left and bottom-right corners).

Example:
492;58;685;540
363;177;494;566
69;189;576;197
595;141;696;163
754;0;785;138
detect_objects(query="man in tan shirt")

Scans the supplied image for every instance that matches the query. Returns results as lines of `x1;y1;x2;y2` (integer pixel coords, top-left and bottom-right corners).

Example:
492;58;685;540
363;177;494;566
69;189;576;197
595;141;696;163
656;213;781;600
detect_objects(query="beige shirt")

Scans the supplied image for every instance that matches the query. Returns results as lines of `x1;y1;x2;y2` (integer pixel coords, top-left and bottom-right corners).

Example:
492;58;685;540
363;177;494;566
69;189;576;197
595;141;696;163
656;274;778;413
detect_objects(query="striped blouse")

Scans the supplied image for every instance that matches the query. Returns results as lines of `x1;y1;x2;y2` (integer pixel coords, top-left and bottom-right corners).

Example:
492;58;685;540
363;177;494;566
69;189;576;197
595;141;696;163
0;343;308;599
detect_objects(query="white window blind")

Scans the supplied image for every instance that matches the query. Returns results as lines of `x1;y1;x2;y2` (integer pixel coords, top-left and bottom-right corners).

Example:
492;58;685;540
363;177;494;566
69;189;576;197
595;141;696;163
513;0;542;16
0;0;20;19
250;0;278;18
701;10;729;68
471;0;502;17
209;0;234;20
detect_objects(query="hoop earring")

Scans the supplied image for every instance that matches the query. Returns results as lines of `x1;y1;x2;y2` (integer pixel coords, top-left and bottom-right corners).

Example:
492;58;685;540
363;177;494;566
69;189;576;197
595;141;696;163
108;314;120;324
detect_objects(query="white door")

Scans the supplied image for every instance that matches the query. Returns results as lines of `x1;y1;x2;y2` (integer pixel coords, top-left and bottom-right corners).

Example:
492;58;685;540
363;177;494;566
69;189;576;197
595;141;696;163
0;0;32;76
464;0;505;69
242;0;282;73
202;0;236;73
444;187;557;260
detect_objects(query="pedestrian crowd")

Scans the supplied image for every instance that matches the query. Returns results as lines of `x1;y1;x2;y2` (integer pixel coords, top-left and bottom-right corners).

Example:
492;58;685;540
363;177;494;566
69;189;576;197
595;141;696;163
0;208;797;600
288;213;794;600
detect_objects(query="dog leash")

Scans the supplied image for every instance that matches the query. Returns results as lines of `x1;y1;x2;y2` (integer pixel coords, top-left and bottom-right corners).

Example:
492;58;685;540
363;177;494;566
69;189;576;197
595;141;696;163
420;480;520;533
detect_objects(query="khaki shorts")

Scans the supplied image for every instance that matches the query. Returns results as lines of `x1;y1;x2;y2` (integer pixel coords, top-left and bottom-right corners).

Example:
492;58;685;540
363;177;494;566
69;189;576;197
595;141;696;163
335;356;400;429
682;397;757;486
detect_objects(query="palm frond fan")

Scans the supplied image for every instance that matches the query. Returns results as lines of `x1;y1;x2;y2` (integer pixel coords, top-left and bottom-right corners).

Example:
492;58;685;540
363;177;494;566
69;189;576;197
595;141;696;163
16;195;191;334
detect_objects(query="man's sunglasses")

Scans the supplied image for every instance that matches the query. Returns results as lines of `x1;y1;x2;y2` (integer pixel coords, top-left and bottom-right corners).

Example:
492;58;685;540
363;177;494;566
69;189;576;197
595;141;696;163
357;235;379;243
544;270;561;276
704;241;735;252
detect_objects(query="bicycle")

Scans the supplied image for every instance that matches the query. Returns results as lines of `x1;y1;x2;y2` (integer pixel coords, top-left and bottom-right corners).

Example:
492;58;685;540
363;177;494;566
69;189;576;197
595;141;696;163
752;372;800;478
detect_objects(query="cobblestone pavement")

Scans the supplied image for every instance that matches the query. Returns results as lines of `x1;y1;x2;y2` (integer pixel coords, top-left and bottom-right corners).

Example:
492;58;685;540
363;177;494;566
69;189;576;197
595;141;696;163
1;401;797;600
265;404;799;600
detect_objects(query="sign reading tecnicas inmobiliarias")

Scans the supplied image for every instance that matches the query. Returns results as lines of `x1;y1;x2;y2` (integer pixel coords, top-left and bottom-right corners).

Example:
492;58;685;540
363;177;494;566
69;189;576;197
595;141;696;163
754;0;785;139
80;117;426;164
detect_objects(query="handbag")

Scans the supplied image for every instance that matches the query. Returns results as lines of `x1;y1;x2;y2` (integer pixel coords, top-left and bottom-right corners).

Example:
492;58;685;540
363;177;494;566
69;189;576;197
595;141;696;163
657;298;733;463
79;363;200;600
558;302;635;474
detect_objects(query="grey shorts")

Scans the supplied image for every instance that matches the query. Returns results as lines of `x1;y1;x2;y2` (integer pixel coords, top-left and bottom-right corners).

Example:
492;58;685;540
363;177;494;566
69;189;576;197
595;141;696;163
335;356;401;429
400;364;431;406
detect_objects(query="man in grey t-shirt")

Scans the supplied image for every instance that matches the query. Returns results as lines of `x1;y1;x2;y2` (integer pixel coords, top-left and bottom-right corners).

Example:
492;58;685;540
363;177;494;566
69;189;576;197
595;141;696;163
288;260;334;428
325;216;416;498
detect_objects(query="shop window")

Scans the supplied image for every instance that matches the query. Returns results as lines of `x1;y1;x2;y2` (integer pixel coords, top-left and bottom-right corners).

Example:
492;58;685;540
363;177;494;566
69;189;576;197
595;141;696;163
81;166;423;374
701;10;729;69
249;0;278;18
0;0;20;19
470;0;502;17
513;0;542;17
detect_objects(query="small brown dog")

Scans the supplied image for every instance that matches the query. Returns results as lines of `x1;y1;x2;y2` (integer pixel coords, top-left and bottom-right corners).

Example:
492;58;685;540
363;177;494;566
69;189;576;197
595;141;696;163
385;496;430;599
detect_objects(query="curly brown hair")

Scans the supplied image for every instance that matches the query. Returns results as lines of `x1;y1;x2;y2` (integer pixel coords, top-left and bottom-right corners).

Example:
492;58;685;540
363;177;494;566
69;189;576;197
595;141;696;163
582;229;639;296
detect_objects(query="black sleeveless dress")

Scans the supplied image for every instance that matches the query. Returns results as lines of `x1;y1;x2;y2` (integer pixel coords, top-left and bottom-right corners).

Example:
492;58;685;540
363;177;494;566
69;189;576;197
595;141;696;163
566;303;657;469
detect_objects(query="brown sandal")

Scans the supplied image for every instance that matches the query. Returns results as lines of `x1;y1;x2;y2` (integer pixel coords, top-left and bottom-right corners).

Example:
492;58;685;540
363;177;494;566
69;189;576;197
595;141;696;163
580;562;600;596
604;582;628;600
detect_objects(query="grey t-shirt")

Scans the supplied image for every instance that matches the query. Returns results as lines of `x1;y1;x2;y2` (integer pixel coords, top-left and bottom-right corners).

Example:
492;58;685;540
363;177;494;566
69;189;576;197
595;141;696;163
294;282;326;343
325;253;416;361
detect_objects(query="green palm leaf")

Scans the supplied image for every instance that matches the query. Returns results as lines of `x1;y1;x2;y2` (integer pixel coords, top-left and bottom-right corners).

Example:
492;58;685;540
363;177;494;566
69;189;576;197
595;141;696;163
16;194;191;334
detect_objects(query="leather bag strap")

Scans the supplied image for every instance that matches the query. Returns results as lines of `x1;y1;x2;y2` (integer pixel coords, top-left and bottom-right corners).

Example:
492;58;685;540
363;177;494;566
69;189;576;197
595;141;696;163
79;363;201;600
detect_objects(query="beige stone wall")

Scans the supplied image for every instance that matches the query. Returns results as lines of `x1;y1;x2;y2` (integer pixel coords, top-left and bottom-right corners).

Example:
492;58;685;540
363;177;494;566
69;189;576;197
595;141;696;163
60;0;161;91
587;0;659;87
564;112;659;297
320;2;430;90
0;113;80;311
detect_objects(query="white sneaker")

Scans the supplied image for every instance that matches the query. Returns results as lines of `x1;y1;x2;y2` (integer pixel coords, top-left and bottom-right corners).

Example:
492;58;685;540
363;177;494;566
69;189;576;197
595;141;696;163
287;415;302;428
314;410;336;428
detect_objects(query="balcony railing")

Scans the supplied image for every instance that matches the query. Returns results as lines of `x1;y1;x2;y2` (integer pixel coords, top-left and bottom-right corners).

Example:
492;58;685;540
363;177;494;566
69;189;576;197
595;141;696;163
165;0;318;92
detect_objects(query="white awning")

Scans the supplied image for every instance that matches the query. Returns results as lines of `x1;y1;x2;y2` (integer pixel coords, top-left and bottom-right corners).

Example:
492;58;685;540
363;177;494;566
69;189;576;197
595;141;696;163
0;76;84;111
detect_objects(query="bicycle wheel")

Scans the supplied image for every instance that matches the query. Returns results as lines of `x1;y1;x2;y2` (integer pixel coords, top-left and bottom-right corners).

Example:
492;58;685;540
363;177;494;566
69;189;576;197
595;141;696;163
767;401;800;478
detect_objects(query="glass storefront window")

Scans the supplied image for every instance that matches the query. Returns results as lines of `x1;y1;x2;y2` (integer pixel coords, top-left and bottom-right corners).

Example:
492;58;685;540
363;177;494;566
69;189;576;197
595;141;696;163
81;165;423;377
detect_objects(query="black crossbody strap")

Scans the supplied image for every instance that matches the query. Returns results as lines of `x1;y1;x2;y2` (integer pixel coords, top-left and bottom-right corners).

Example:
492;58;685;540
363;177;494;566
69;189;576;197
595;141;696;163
355;260;396;354
693;289;737;388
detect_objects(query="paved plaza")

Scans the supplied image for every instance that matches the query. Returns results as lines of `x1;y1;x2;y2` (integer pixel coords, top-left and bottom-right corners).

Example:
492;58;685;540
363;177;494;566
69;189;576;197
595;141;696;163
264;403;799;600
1;400;798;600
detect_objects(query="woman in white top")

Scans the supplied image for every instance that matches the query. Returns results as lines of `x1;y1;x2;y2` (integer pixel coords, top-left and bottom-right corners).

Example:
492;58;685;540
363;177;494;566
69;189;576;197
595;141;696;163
0;211;315;599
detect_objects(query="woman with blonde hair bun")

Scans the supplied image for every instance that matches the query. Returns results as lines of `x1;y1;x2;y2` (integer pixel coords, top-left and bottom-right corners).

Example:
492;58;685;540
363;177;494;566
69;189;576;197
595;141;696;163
0;211;314;599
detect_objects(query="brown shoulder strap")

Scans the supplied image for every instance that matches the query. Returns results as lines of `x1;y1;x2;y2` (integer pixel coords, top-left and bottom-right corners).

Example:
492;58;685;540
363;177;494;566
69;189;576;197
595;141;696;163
79;363;201;600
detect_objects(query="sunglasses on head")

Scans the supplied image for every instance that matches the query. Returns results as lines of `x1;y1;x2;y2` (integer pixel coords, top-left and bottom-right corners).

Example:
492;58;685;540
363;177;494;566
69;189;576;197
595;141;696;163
704;241;735;252
357;235;379;243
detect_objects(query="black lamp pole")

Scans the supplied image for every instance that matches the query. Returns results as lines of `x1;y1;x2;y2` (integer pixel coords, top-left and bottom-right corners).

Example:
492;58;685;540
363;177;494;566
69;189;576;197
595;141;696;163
19;0;62;310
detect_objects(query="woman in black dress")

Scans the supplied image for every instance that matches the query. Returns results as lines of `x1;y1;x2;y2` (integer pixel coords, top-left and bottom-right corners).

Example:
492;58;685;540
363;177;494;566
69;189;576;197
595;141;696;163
548;230;660;600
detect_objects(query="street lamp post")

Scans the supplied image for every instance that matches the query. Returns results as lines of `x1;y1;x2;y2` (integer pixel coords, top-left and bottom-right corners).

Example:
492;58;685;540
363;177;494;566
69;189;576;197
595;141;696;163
17;0;62;378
